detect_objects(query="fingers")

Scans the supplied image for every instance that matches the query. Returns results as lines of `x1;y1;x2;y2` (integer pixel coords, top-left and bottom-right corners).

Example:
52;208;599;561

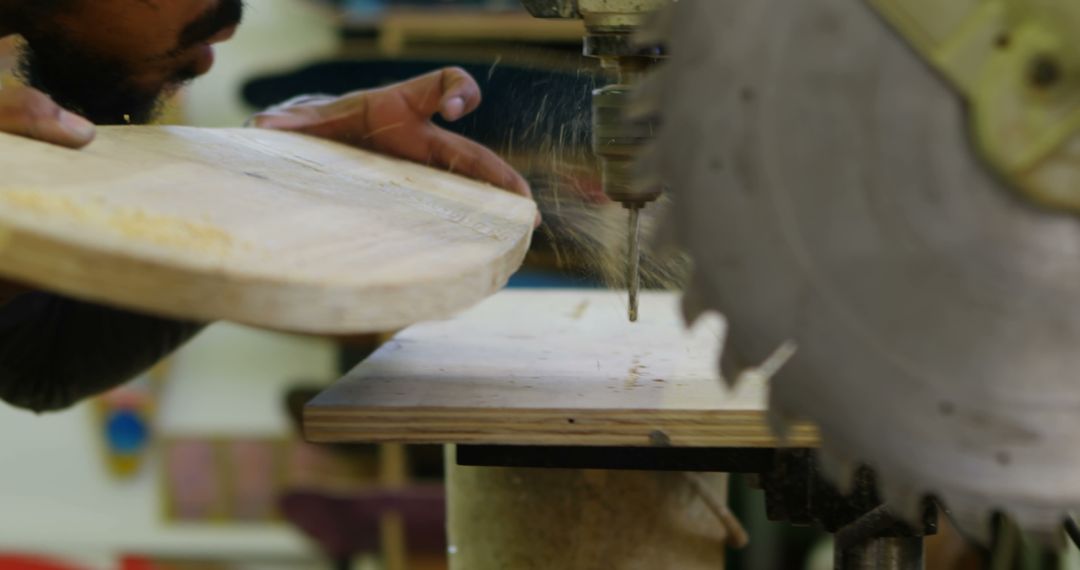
395;67;482;122
248;67;484;135
0;86;95;148
242;74;537;226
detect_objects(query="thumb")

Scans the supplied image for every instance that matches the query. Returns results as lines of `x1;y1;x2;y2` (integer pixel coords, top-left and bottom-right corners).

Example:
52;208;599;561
0;86;95;149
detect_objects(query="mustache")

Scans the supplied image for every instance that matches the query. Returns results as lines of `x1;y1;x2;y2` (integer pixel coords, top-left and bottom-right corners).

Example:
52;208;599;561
17;43;167;125
176;0;244;52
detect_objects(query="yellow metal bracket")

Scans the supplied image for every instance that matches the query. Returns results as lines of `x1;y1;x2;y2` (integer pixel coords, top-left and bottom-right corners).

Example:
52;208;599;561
870;0;1080;211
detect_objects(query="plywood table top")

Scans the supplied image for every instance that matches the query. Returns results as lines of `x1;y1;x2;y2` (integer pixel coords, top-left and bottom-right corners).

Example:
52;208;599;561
305;289;820;448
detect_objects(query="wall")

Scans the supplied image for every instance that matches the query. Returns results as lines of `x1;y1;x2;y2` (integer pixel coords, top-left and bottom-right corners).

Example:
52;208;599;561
0;324;337;567
183;0;340;128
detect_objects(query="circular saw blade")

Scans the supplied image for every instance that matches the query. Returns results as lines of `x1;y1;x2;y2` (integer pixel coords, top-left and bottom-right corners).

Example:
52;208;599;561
649;0;1080;542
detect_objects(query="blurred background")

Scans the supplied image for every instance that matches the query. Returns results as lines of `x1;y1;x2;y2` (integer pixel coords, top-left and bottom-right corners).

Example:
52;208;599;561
0;1;617;569
0;1;1072;569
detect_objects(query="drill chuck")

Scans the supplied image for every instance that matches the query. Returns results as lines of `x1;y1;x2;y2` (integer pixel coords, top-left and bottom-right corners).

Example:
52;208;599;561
592;84;663;205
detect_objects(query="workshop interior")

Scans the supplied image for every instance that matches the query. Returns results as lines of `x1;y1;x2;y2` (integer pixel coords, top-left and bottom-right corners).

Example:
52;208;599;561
2;0;1079;569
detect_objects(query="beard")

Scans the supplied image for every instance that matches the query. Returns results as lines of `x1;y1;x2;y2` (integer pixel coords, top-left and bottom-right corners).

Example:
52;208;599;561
16;41;197;126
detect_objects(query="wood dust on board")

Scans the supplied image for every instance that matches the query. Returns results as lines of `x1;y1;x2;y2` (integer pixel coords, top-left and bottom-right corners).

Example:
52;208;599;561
0;190;237;256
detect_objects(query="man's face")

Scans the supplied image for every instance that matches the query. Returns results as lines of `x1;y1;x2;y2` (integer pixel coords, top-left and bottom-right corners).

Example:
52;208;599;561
17;0;244;125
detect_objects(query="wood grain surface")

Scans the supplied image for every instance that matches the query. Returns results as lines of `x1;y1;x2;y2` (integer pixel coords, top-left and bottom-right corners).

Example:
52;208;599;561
305;289;820;447
0;126;536;333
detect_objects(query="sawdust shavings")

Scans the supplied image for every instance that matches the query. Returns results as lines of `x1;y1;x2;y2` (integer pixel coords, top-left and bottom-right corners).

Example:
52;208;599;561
540;194;690;291
570;299;590;320
0;190;237;256
626;356;645;388
512;91;690;291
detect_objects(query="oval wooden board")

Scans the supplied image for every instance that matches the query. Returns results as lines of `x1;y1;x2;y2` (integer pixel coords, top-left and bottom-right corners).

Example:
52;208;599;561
0;126;536;333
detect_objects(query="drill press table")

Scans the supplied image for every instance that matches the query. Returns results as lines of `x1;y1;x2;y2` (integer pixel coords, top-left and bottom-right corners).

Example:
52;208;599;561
305;289;819;449
303;289;827;569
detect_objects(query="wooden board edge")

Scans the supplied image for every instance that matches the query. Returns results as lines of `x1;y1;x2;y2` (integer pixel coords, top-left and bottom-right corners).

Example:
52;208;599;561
0;211;534;334
302;406;822;447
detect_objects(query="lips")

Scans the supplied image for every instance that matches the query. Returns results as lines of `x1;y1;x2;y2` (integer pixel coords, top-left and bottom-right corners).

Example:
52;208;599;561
192;44;216;76
190;25;237;75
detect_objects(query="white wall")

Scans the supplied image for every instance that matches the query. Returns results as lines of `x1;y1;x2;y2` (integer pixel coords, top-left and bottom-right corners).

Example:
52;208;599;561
183;0;340;127
0;323;336;565
0;2;346;564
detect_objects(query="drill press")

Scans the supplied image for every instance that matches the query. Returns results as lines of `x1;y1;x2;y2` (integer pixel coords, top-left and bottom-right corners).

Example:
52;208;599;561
521;0;669;321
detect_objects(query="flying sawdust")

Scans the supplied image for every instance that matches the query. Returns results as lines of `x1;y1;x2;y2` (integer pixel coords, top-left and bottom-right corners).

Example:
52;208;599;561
506;90;690;291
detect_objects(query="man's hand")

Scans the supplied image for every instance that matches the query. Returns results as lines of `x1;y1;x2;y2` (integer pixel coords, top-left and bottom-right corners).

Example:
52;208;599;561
249;67;533;202
0;85;90;302
0;86;95;148
0;86;93;303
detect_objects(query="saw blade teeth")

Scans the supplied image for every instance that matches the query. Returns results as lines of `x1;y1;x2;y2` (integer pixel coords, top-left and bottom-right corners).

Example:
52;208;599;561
877;477;928;527
815;446;859;496
680;275;710;327
715;323;738;389
765;406;796;445
815;428;1080;547
717;354;736;389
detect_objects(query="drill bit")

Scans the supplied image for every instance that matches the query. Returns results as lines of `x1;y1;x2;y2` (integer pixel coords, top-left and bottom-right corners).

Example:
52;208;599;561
627;204;642;322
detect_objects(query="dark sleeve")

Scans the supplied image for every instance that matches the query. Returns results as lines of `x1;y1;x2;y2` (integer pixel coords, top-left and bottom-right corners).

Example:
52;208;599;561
0;292;203;413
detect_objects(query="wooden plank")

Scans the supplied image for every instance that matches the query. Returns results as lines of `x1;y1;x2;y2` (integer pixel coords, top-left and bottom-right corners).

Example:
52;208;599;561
375;11;586;56
0;126;536;334
378;443;408;570
305;290;820;447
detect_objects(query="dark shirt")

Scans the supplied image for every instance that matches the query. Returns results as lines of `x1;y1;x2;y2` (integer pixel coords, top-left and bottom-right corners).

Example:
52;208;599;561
0;292;202;412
